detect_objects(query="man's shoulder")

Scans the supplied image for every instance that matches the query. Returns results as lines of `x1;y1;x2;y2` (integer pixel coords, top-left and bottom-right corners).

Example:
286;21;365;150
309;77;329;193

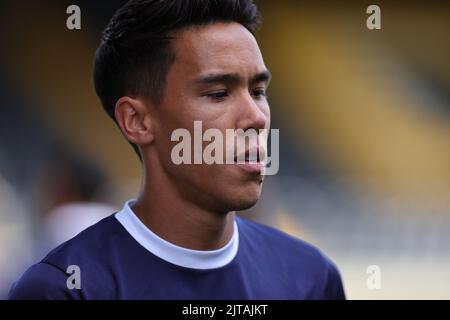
8;262;81;299
237;216;345;299
8;215;124;300
42;214;121;264
237;216;325;260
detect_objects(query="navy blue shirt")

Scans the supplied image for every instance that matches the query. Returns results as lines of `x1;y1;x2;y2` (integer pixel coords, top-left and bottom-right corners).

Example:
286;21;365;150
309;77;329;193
9;206;345;300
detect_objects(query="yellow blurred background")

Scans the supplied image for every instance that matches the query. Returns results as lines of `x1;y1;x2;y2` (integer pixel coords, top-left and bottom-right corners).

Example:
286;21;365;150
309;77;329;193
0;0;449;299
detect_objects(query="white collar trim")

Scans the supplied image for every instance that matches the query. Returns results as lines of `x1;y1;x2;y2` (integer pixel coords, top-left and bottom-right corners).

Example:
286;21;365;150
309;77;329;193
115;200;239;270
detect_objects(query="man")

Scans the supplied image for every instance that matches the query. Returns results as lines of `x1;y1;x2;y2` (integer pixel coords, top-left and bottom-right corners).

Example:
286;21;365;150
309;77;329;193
9;0;345;299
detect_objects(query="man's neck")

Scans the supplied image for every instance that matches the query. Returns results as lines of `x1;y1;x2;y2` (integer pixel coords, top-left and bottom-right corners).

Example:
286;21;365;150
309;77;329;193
131;172;235;251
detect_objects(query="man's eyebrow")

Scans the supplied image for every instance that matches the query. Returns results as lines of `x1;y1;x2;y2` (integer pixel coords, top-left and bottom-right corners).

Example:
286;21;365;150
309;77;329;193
193;73;240;85
252;70;272;85
193;70;272;86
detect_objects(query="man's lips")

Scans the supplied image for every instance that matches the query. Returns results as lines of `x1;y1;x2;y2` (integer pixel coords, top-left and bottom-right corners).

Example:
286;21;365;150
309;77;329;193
233;147;266;164
233;147;266;174
235;161;264;174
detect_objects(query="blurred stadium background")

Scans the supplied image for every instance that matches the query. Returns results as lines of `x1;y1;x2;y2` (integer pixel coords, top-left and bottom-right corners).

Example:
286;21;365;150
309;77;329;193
0;0;449;299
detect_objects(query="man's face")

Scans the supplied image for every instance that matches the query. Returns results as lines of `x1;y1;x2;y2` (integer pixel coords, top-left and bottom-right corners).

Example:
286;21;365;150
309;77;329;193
152;22;271;213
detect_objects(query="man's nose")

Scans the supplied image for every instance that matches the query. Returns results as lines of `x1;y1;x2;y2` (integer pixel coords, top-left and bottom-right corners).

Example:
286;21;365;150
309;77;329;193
235;92;267;131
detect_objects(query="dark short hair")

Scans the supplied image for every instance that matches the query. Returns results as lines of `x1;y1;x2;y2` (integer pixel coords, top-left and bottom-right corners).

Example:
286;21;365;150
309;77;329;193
93;0;261;157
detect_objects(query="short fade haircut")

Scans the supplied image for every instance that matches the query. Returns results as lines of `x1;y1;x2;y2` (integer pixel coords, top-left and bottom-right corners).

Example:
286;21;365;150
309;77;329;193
93;0;262;157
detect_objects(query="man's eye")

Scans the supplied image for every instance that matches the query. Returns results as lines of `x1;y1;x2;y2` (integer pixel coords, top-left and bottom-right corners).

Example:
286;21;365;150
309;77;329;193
252;88;267;99
206;91;228;100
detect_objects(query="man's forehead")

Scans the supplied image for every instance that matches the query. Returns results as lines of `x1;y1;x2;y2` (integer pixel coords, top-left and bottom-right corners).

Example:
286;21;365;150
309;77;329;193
171;22;266;76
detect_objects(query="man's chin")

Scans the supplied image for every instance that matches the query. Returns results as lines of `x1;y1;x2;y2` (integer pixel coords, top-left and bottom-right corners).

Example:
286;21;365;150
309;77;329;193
232;200;259;211
227;192;261;212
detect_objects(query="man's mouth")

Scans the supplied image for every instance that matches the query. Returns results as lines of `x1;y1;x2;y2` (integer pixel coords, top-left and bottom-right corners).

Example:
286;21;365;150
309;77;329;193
233;147;266;174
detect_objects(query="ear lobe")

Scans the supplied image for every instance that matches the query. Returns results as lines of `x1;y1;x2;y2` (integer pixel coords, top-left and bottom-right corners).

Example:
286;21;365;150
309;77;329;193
115;97;154;145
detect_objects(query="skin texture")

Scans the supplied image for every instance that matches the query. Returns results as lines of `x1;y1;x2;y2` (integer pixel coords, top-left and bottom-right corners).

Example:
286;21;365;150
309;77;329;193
115;22;271;250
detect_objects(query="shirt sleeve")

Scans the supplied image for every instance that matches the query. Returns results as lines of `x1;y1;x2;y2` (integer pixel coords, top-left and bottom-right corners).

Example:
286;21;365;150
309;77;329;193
323;258;346;300
8;262;82;300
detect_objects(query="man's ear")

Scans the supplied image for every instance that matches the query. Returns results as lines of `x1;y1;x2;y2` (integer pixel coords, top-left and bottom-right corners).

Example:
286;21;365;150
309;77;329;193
114;96;154;146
